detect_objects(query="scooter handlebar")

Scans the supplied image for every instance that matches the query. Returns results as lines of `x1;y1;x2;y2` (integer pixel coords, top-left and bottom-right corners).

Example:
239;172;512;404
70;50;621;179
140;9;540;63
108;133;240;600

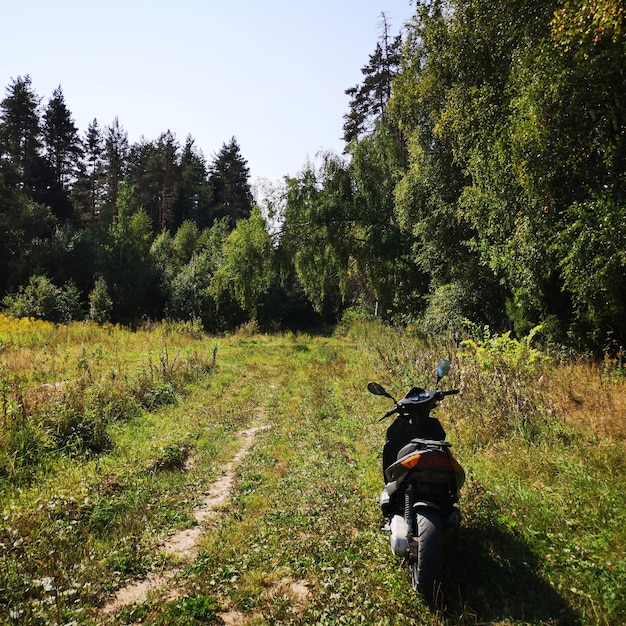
378;389;459;420
379;407;398;421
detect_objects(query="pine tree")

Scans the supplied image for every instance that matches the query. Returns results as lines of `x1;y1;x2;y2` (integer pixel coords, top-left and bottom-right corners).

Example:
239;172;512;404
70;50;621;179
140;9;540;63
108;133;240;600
207;137;253;228
72;119;105;222
342;14;403;145
103;117;129;213
127;131;180;231
176;135;212;229
85;119;105;218
42;86;83;219
0;75;43;192
42;86;82;192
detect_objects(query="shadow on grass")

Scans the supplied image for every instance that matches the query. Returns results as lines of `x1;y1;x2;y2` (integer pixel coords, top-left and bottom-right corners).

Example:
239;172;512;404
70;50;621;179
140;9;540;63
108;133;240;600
439;525;581;625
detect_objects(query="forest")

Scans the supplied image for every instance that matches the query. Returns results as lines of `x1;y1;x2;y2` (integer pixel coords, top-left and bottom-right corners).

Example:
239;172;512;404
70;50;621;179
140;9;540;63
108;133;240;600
1;0;624;352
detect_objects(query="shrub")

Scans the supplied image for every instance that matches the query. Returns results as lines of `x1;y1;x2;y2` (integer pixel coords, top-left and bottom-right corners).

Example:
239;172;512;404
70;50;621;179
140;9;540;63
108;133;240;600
420;283;471;336
48;403;111;454
88;276;113;324
157;593;223;625
2;275;84;323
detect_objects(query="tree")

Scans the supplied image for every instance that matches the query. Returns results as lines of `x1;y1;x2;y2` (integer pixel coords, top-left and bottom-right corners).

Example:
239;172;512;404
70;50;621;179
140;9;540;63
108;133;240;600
176;135;212;229
280;153;361;316
151;217;237;330
349;130;426;319
211;206;273;319
102;182;160;322
0;191;57;294
0;75;44;194
32;221;96;300
167;251;217;327
387;1;508;329
387;0;626;347
42;87;82;196
173;219;200;265
127;131;180;231
73;118;105;221
2;275;83;323
103;117;129;212
343;13;403;145
327;15;422;320
207;137;253;228
88;276;113;324
446;0;625;343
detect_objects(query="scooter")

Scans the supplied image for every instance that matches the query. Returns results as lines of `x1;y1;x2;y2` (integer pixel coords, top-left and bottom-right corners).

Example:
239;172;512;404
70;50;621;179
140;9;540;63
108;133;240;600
368;359;465;602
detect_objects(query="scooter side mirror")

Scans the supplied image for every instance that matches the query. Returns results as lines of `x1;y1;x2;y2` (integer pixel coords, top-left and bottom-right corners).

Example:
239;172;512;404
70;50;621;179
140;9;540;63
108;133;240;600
368;382;389;396
437;359;450;378
436;359;451;385
368;382;398;404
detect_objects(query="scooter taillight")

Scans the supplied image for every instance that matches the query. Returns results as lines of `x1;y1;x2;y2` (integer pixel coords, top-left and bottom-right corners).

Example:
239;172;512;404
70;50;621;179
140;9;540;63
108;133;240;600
400;452;453;470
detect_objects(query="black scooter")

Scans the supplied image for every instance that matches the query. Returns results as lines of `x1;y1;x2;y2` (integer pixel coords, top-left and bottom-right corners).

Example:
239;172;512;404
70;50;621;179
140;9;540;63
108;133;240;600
368;359;465;602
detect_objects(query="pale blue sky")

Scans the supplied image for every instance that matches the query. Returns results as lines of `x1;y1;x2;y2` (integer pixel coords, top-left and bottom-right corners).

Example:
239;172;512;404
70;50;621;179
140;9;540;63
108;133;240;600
2;0;414;186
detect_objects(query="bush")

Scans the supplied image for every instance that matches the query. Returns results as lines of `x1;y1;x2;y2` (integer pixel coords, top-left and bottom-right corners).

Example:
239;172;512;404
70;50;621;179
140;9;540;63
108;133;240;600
88;276;113;324
0;404;52;479
2;275;84;323
420;283;474;337
49;403;111;454
157;593;223;625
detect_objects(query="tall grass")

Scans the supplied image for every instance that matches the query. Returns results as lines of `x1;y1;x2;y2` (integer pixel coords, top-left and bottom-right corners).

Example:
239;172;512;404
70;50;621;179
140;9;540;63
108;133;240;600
0;317;215;482
350;321;626;624
0;318;624;624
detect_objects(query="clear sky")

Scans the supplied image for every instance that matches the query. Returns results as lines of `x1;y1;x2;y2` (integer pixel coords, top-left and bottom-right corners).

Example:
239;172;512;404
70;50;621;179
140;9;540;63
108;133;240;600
1;0;415;187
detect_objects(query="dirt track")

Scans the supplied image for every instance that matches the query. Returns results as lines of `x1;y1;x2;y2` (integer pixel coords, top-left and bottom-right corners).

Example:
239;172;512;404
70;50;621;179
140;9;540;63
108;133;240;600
99;425;269;618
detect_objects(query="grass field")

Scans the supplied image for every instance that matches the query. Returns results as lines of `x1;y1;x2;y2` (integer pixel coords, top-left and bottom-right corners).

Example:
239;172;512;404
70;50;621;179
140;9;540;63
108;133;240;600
1;317;625;625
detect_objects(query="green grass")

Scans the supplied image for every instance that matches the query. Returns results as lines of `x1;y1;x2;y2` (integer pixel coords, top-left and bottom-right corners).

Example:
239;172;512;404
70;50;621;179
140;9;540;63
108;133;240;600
1;320;625;624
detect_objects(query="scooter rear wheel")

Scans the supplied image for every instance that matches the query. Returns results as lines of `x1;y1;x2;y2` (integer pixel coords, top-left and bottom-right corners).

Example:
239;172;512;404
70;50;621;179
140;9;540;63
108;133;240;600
411;508;443;602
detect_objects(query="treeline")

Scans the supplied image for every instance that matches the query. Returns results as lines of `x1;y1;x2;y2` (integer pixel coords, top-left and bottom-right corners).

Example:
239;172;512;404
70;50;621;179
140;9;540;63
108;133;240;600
0;76;300;330
282;1;626;352
1;1;625;351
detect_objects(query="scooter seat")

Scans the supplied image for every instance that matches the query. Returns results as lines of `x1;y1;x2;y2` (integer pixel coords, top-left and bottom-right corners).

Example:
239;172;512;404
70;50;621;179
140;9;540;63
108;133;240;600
397;438;451;460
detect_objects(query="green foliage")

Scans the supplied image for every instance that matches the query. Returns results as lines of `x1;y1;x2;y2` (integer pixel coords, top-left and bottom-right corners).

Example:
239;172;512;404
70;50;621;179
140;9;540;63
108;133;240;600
281;154;358;315
157;593;223;625
460;323;547;372
88;276;113;324
557;190;626;347
206;136;253;228
1;324;626;624
0;192;57;293
211;206;273;318
388;0;626;349
110;183;153;258
2;275;83;323
151;442;191;472
173;219;200;265
338;302;375;327
167;251;216;324
1;4;626;347
419;283;471;336
104;183;161;322
150;217;243;331
283;22;415;322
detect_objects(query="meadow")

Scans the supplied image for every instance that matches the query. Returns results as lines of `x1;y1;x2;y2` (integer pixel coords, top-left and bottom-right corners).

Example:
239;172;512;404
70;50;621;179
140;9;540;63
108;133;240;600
1;316;625;625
